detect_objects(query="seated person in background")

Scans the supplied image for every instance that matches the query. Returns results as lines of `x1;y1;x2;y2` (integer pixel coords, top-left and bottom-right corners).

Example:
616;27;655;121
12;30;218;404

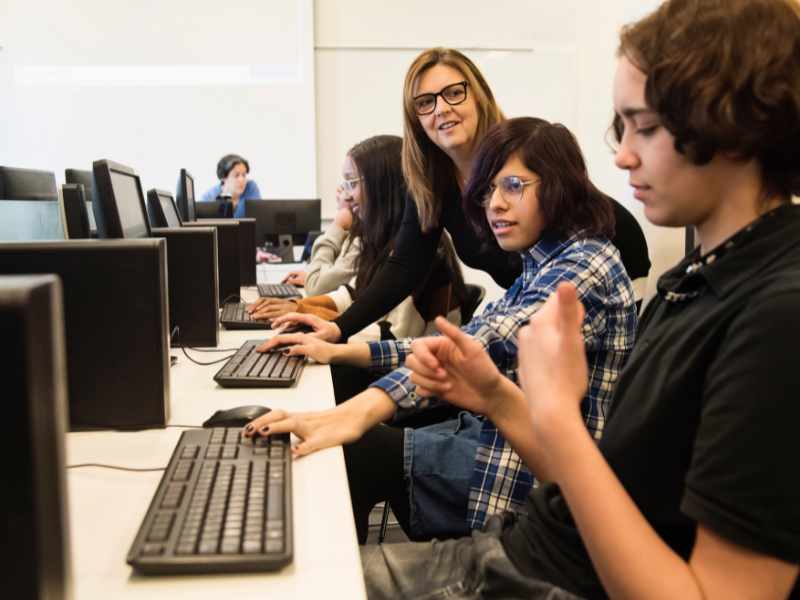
244;117;638;544
250;135;466;342
281;182;357;290
349;1;800;598
200;153;261;218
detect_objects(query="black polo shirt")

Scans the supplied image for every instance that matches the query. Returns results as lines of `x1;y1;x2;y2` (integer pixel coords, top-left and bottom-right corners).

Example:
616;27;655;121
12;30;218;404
503;204;800;599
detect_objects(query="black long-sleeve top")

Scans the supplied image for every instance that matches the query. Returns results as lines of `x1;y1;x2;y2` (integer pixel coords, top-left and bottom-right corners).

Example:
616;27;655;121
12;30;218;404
333;188;521;340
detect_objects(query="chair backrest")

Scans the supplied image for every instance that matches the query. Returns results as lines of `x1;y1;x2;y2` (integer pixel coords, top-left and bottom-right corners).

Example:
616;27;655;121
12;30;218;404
460;283;486;324
610;199;651;313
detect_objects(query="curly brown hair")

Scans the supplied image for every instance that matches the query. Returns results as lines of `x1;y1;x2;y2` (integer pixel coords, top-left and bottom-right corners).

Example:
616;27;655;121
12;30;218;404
617;0;800;200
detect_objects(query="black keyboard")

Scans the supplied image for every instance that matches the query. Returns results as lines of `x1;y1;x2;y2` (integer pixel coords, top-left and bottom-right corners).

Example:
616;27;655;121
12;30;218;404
220;302;271;330
214;340;305;388
126;428;293;575
257;283;301;299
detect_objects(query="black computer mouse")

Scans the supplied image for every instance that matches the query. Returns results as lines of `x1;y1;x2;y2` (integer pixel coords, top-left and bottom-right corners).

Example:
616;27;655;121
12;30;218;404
202;405;271;428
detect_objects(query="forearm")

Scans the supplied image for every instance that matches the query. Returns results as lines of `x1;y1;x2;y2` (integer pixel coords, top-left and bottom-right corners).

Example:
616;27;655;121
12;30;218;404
329;341;371;368
340;387;396;432
552;420;703;600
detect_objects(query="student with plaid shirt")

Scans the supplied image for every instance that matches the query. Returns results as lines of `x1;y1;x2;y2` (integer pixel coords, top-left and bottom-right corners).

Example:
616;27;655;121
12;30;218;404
245;117;637;543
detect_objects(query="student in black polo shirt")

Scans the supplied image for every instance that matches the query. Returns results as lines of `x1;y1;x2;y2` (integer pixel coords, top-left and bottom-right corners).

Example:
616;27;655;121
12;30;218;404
363;0;800;598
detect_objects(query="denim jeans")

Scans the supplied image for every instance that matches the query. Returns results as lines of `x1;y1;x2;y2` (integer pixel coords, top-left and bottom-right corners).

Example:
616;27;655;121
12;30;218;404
361;514;584;600
404;412;482;539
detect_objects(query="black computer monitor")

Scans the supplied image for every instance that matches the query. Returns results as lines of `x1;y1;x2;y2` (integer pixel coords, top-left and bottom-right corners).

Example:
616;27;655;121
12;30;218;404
176;168;197;223
0;274;72;599
244;199;321;246
146;189;182;228
0;166;58;201
92;159;151;239
62;183;91;239
65;169;98;233
196;200;233;219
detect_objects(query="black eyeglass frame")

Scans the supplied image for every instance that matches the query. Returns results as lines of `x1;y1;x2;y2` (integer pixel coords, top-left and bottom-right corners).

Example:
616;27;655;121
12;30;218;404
412;81;469;116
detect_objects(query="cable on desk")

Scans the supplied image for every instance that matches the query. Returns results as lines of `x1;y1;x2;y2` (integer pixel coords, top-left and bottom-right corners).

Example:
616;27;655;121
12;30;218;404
67;463;166;472
180;345;238;366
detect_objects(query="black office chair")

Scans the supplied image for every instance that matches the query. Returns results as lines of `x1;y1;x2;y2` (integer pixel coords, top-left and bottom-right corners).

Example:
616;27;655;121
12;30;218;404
0;166;57;201
460;283;486;324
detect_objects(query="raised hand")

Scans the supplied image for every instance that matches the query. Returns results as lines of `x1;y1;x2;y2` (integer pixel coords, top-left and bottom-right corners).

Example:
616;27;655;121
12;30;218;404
406;316;504;415
518;282;588;431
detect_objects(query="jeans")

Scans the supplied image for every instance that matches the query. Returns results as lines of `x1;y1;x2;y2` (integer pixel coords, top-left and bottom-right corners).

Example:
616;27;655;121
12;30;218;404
361;514;583;600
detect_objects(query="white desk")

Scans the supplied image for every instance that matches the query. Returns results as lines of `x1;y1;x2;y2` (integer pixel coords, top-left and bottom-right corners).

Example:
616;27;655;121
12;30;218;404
66;284;366;599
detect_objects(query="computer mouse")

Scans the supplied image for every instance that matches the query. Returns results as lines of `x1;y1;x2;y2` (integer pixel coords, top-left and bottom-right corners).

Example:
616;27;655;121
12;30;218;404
202;405;271;428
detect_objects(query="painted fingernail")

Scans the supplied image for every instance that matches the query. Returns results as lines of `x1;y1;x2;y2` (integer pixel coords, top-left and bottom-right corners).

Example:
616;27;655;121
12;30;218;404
282;348;291;355
259;426;270;434
244;424;254;433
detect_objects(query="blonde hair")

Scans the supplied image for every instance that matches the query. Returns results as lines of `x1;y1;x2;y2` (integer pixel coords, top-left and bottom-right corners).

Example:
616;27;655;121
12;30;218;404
401;48;504;231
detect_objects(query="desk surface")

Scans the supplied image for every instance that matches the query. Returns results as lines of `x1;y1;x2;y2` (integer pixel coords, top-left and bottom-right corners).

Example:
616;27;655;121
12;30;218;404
66;284;366;599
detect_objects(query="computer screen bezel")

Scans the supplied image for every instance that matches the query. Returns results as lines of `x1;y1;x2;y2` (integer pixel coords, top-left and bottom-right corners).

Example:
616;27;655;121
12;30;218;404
61;183;91;239
244;199;321;246
176;168;197;223
146;188;182;229
92;159;152;239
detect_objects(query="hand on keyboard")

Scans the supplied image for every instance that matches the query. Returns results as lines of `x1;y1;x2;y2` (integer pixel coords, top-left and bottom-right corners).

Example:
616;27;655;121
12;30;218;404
242;406;370;458
248;298;299;321
269;312;342;343
255;332;337;364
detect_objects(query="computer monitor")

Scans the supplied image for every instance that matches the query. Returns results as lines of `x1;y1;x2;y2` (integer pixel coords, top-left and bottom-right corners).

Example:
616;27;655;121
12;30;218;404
146;189;182;228
62;183;91;239
244;199;321;246
92;159;151;239
65;169;97;235
196;200;233;219
0;274;72;599
0;166;58;201
175;168;197;223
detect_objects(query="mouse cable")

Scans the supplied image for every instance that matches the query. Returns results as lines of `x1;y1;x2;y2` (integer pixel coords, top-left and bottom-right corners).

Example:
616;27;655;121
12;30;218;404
180;345;238;366
66;463;165;472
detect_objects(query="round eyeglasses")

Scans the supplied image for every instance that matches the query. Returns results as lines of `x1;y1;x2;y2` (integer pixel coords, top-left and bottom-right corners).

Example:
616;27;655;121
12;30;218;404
478;176;538;208
341;177;362;193
412;81;469;116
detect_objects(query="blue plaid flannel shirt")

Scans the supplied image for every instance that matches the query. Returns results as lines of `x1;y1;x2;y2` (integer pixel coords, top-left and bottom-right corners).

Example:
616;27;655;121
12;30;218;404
367;232;638;529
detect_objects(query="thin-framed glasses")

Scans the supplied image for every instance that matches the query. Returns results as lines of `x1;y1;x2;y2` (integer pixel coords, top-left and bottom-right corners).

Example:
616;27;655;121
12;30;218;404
341;177;362;193
412;81;469;116
478;176;538;208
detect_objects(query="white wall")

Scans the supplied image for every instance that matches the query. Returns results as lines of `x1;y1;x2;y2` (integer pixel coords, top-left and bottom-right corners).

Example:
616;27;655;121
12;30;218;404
1;0;317;199
313;0;683;304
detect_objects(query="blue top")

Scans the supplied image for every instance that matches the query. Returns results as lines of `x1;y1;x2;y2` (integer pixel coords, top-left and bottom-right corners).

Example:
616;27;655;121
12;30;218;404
200;180;262;218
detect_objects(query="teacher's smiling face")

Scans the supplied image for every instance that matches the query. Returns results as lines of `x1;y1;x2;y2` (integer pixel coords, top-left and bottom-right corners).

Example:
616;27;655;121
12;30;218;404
413;64;479;158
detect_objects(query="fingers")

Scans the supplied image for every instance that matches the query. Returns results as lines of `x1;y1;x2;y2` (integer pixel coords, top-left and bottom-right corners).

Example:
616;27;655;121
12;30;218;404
256;333;307;353
247;297;269;312
242;408;290;437
409;338;444;373
271;312;317;330
434;316;476;354
408;368;452;397
556;282;584;330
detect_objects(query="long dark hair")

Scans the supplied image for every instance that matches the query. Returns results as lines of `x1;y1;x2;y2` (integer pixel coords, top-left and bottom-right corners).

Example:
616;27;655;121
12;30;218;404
347;135;408;293
464;117;615;242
